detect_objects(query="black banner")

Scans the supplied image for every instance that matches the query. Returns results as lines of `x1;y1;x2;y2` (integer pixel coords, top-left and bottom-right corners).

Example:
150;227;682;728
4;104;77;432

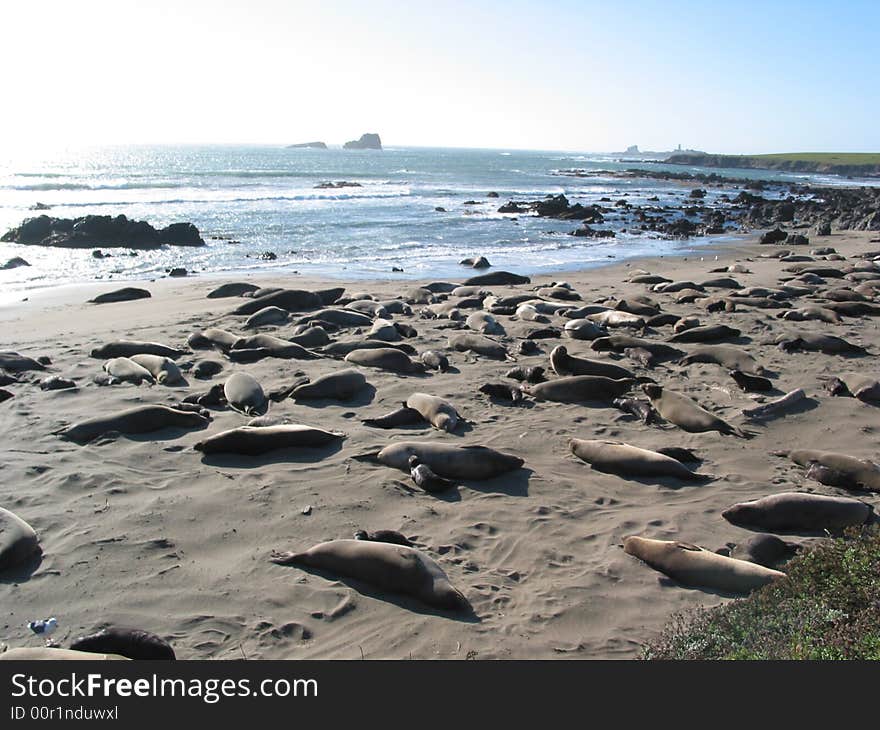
0;660;872;724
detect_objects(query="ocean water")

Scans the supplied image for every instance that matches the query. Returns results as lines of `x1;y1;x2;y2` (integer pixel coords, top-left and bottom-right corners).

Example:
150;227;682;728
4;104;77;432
0;144;873;296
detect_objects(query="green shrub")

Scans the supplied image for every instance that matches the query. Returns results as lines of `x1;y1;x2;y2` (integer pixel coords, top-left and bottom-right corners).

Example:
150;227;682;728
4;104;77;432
644;528;880;660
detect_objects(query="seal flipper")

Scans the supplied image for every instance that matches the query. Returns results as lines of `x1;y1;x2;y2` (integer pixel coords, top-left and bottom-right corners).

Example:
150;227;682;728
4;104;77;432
350;449;382;463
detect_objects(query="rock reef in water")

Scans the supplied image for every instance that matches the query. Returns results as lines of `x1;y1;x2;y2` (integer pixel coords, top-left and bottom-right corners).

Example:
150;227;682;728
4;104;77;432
1;215;205;249
287;141;328;149
343;133;382;150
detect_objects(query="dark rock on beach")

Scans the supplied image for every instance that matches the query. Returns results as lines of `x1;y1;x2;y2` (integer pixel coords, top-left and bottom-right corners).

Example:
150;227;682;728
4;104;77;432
2;215;204;249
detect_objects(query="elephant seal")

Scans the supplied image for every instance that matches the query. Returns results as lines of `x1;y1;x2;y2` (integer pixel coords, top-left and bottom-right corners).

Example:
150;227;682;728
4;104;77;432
345;348;424;374
448;333;511;360
194;424;344;455
187;328;240;352
777;334;869;356
298;308;374;328
505;365;545;383
678;345;765;375
421;350;450;373
0;648;129;661
362;405;425;429
291;369;368;401
229;335;319;361
564;319;606;341
367;441;524;480
465;311;505;336
569;439;708;481
59;405;209;444
346;300;389;318
243;306;290;329
643;384;752;438
588;310;645;330
776;449;880;492
729;370;772;392
70;627;175;660
668;324;740;344
320;339;417;359
230;289;323;315
130;354;184;385
103;357;155;385
405;393;462;432
0;507;41;572
88;287;151;304
722;492;872;531
286;326;330;348
831;373;880;402
591;336;684;361
193;360;224;379
550;345;635;379
91;341;187;360
777;306;842;324
524;375;636;404
207;282;259;299
0;352;45;372
479;382;524;403
464;271;530;286
354;529;413;547
729;534;802;568
271;539;468;610
409;455;457;492
612;397;657;424
623;536;784;594
367;318;400;342
224;372;267;416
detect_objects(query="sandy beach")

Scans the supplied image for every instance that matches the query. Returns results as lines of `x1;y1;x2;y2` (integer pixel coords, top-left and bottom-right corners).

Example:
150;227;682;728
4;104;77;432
2;229;879;660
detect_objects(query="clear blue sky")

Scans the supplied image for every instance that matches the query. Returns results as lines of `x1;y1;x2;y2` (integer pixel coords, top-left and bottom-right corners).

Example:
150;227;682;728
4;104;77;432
1;0;876;153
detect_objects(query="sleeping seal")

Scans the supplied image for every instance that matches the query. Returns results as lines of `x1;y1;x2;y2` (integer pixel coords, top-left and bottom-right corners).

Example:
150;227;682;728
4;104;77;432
678;345;765;375
729;534;802;569
366;441;523;480
271;539;468;610
0;351;45;372
643;383;752;438
91;341;187;359
130;354;184;385
549;345;636;380
70;627;175;660
59;405;209;444
447;333;511;360
194;424;344;455
722;492;872;531
569;438;708;481
103;357;155;385
623;536;785;594
0;507;41;572
224;372;267;416
524;375;636;404
344;348;424;374
405;393;463;432
668;324;741;344
776;449;880;492
290;369;368;401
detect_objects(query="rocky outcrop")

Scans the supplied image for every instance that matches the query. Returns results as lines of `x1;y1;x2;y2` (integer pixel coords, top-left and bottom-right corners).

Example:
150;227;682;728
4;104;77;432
343;133;382;150
1;215;204;249
498;194;605;222
287;142;327;149
666;153;880;177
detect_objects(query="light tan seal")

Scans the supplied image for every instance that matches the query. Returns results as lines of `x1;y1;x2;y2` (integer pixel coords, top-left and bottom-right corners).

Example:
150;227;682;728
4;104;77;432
624;536;785;594
271;539;468;610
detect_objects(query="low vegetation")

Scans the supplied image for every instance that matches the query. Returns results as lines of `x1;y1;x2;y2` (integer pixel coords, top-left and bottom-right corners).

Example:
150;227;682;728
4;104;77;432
753;152;880;165
644;527;880;660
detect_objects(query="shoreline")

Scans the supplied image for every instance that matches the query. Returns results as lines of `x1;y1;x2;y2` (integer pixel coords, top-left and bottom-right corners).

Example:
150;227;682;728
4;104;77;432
2;228;878;659
0;232;752;314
